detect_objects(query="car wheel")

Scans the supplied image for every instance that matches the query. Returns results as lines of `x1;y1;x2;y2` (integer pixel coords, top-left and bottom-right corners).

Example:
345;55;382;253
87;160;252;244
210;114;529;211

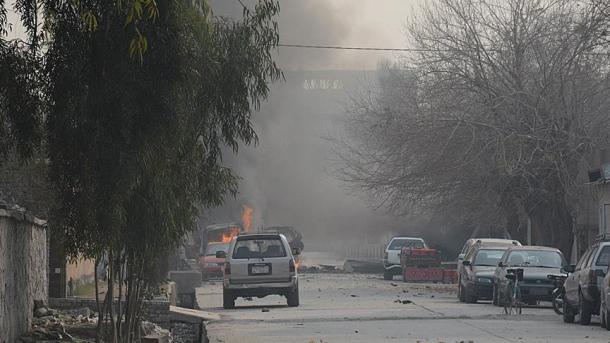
464;284;477;304
223;289;235;309
563;297;575;323
287;287;300;307
383;269;393;281
578;290;592;325
459;284;466;302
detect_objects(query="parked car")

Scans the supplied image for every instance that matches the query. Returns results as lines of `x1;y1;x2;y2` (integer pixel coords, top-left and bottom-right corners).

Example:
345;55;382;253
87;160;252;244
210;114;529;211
200;242;230;280
456;239;521;300
599;263;610;330
383;237;427;280
217;233;300;309
493;246;566;307
458;238;521;262
458;245;510;303
563;241;610;325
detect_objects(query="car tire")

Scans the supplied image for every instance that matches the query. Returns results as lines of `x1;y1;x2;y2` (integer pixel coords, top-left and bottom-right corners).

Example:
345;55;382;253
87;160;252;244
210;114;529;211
563;297;575;323
492;284;499;306
287;288;300;307
578;290;592;325
383;269;393;281
223;289;235;309
464;284;477;303
459;284;466;302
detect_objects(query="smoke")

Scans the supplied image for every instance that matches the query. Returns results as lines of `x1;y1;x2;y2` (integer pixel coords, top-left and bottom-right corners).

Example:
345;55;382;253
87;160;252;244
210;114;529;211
202;1;428;249
208;0;410;70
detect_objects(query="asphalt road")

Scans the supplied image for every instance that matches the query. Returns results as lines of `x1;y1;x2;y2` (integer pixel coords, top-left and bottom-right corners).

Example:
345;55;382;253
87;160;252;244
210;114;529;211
196;259;610;343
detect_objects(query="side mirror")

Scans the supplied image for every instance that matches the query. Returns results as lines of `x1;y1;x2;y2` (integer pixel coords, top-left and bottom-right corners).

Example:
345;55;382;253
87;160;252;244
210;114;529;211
595;269;606;277
457;253;465;261
498;262;504;268
562;265;575;273
216;251;226;259
462;260;471;267
292;248;301;256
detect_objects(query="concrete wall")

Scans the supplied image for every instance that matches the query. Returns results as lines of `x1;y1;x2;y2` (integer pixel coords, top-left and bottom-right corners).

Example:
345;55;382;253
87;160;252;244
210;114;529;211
0;207;48;343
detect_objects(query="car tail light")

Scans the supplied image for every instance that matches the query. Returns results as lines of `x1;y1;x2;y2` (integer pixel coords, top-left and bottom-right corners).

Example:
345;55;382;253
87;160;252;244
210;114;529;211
289;259;296;273
224;262;231;275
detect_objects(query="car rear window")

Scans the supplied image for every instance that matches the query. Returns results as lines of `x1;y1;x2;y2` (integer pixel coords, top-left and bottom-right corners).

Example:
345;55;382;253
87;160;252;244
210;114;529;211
473;249;506;266
388;239;425;250
506;250;564;268
205;244;229;256
232;238;287;259
596;246;610;266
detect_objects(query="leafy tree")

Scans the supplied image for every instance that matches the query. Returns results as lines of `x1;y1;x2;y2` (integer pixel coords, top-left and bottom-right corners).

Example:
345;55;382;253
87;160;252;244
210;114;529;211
2;0;281;340
338;0;610;255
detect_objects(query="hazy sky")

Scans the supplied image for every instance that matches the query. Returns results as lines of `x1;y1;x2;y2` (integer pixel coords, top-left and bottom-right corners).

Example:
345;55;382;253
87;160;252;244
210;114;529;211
211;0;421;70
6;1;419;69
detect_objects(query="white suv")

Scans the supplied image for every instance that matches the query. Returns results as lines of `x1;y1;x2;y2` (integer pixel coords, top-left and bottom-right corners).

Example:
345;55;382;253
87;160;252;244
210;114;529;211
217;233;300;309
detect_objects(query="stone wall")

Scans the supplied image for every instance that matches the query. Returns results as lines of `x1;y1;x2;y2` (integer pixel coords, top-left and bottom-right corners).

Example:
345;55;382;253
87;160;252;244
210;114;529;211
0;207;48;343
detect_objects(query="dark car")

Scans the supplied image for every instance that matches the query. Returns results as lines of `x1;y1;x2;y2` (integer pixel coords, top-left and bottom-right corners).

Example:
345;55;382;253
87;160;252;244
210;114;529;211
458;246;509;303
456;240;521;301
563;241;610;325
493;246;566;306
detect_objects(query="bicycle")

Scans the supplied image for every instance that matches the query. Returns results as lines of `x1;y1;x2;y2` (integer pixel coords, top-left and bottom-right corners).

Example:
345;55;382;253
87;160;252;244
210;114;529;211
504;268;524;315
547;273;567;315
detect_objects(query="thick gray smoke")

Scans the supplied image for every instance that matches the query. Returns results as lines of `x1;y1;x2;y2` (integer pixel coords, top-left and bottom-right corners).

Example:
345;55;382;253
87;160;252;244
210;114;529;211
202;1;418;249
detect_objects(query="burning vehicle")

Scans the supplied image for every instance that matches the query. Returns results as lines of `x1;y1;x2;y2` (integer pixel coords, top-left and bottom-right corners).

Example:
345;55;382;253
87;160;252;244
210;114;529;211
201;242;231;280
199;223;243;278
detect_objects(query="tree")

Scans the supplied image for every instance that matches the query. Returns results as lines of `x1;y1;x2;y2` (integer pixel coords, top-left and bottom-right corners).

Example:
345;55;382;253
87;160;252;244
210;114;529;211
2;0;281;341
338;0;610;255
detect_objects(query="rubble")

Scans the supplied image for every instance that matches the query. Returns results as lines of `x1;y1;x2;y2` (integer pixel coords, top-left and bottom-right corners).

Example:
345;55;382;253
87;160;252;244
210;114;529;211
19;301;171;342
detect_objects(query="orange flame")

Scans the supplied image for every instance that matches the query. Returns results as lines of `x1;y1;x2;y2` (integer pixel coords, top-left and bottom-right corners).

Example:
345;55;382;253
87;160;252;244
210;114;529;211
242;205;253;232
221;232;236;243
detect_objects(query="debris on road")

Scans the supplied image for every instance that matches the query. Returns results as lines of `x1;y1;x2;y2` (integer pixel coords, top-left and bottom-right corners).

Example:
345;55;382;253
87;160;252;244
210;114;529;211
261;308;270;312
394;299;413;304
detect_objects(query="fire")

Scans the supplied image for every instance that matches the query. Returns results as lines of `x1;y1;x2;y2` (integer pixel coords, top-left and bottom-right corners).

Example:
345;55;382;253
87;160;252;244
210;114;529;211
221;232;235;243
242;205;253;231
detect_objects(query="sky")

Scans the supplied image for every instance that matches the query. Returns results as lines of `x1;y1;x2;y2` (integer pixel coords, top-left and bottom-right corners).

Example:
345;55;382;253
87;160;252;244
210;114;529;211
209;0;420;70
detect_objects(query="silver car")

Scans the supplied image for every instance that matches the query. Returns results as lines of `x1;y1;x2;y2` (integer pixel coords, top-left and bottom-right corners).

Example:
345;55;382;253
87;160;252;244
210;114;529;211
217;233;300;309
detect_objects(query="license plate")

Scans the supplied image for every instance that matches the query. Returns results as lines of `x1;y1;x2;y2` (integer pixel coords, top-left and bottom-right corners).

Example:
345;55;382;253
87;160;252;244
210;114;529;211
251;265;270;274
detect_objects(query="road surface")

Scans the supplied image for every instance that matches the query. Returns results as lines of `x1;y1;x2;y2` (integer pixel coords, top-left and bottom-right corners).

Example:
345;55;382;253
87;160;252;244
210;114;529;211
196;262;609;342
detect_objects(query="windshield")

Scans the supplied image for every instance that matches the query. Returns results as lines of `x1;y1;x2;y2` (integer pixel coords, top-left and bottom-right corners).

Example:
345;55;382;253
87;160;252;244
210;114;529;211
205;244;229;256
388;239;425;250
232;238;287;259
506;250;564;268
473;249;506;266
